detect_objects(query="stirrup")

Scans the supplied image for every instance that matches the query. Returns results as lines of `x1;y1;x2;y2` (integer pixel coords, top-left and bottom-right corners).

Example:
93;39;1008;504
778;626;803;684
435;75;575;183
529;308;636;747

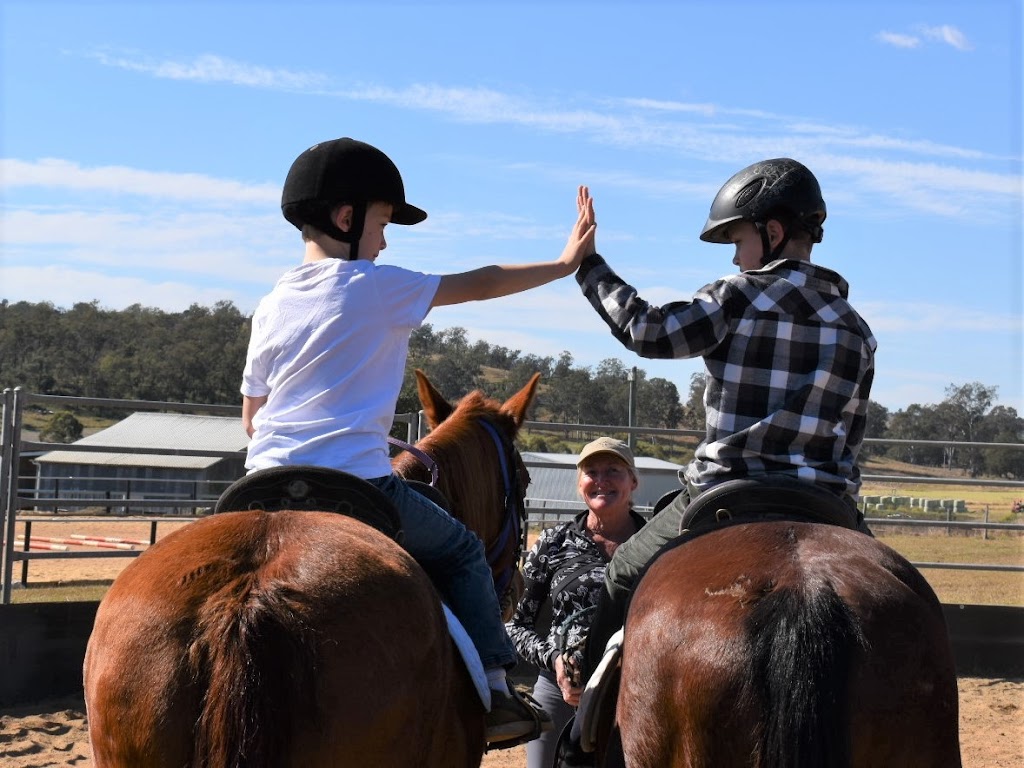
485;687;552;751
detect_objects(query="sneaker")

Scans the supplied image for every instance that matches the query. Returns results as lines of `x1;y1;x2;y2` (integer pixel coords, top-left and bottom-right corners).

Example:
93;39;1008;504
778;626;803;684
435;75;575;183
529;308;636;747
485;683;553;744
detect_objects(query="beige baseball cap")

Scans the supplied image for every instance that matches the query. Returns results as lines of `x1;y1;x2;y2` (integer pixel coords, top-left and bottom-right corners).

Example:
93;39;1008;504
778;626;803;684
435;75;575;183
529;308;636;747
576;437;635;469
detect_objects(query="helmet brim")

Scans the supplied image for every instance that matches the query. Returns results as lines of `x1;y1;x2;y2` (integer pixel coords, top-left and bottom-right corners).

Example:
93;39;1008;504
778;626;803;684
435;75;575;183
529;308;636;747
392;202;427;226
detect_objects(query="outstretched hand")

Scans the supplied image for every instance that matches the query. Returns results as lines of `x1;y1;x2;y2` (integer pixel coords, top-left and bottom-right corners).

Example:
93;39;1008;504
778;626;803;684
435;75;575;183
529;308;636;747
560;185;596;272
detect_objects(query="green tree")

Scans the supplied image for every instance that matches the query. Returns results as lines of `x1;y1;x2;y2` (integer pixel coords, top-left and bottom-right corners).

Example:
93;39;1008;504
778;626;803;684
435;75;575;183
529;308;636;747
942;382;998;475
885;404;945;466
39;410;84;443
638;376;683;429
979;405;1024;478
860;400;890;459
682;372;706;430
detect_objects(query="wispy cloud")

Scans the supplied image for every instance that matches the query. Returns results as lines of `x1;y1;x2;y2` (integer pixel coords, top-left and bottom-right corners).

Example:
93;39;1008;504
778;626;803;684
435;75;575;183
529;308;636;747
876;24;972;51
85;50;327;90
1;158;278;204
876;31;920;49
25;50;1021;226
862;301;1020;334
921;24;973;51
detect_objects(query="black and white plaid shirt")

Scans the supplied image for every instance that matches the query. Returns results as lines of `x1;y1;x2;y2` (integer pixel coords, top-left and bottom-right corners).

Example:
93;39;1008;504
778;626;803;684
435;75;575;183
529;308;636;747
577;254;877;496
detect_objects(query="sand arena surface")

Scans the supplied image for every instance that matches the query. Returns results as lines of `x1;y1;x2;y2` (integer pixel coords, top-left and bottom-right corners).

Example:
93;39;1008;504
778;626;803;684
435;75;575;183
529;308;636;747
2;519;1022;766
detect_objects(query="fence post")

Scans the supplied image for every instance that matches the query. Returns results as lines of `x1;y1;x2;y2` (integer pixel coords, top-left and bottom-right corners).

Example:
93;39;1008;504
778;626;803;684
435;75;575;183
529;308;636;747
2;388;26;604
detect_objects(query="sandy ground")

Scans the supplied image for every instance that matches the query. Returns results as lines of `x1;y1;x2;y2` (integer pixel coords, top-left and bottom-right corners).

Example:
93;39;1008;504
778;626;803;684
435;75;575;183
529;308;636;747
2;519;1022;766
0;678;1020;767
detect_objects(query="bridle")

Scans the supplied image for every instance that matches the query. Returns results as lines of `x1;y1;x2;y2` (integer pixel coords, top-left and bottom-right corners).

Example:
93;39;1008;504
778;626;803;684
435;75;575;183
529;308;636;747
477;419;529;599
390;419;529;599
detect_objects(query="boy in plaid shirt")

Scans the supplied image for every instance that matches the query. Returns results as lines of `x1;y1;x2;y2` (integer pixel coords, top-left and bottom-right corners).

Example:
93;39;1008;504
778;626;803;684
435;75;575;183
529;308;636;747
573;158;876;687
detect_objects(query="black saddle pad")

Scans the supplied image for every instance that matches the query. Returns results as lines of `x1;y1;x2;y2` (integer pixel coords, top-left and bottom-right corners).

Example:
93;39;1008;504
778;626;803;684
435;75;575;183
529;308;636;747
215;465;403;542
679;476;859;533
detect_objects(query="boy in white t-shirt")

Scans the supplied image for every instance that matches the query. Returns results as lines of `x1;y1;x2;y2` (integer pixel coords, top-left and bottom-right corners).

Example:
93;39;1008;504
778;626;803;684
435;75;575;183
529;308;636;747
241;137;595;744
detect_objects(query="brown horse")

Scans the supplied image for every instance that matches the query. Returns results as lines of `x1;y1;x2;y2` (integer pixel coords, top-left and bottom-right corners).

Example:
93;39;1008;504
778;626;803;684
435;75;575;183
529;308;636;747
84;370;539;768
609;516;962;767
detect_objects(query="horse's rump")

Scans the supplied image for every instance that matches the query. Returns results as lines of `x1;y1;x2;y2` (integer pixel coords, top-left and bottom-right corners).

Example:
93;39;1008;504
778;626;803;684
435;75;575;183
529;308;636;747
86;510;480;768
617;521;961;768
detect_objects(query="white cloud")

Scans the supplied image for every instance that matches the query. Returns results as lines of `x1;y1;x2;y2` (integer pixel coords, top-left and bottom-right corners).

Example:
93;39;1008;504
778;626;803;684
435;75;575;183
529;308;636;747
876;31;921;49
1;158;278;204
921;25;973;51
86;51;327;90
861;301;1021;334
876;24;972;52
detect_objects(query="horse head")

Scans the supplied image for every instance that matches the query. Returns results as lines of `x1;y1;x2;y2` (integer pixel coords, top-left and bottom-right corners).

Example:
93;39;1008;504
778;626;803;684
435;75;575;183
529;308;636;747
393;369;540;621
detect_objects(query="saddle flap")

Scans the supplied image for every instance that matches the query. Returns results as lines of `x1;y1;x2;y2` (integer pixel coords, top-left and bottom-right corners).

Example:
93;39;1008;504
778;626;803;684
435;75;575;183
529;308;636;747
215;465;404;542
577;628;624;753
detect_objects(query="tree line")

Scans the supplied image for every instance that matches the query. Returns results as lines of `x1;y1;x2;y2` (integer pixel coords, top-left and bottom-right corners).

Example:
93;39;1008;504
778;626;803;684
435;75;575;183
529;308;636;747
2;300;1021;477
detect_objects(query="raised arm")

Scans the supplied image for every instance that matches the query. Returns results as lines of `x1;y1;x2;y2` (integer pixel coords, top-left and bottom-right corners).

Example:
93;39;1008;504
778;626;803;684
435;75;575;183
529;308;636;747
431;186;595;307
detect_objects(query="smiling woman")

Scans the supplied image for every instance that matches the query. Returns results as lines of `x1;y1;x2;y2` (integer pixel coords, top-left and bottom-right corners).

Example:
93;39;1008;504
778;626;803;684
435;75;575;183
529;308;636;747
505;437;647;768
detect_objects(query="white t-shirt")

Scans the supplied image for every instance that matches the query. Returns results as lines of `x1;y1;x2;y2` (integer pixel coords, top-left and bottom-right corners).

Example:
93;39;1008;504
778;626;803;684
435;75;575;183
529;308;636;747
241;258;440;479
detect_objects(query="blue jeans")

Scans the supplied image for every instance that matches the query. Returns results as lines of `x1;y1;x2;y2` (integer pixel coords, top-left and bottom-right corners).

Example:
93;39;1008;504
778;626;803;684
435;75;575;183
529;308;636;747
368;473;517;670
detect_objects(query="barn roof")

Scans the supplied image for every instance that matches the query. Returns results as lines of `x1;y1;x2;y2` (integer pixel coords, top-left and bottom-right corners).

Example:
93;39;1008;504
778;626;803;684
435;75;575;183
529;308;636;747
521;451;684;512
35;413;248;470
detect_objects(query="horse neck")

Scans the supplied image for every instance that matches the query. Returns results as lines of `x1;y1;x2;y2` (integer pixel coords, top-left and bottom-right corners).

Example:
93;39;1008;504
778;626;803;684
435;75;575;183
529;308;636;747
395;412;511;545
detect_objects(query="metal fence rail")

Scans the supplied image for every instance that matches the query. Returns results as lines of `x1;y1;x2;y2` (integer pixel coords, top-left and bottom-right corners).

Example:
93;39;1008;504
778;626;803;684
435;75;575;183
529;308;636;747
3;387;1023;603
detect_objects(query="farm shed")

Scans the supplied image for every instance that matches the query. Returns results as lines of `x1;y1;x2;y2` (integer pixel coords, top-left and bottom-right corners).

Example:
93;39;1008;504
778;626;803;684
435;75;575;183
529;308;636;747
521;451;685;517
33;413;248;513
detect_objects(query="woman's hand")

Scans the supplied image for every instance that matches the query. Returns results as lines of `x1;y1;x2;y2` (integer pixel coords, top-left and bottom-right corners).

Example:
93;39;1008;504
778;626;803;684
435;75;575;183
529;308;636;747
554;653;583;707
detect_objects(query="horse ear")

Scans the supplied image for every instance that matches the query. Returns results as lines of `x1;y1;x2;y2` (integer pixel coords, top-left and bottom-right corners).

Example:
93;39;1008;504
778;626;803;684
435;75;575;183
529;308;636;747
415;369;454;429
502;372;541;430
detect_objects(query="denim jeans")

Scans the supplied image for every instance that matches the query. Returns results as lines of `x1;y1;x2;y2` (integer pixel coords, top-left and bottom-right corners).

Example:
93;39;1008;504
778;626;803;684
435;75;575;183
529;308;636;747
368;473;517;670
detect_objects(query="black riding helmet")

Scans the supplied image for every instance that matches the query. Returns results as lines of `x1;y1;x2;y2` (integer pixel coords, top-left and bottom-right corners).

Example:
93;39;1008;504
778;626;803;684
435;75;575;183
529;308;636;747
699;158;826;266
281;138;427;260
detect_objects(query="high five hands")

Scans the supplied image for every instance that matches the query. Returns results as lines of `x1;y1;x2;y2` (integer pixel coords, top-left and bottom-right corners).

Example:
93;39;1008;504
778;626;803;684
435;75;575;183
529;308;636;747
560;185;596;273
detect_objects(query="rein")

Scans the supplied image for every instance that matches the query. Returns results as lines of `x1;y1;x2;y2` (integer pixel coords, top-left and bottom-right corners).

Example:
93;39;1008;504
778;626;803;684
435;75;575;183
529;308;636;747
388;436;439;486
392;421;526;599
477;419;527;598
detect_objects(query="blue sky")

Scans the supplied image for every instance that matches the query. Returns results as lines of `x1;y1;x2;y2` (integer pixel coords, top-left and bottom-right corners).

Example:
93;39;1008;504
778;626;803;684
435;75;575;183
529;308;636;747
2;1;1021;415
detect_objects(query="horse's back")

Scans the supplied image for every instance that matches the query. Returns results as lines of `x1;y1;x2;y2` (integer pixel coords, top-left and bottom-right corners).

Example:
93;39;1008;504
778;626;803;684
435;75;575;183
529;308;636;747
85;510;483;768
619;521;961;768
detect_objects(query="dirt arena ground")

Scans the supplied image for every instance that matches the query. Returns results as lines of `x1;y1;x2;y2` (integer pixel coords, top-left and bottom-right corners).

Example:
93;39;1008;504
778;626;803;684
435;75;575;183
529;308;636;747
2;519;1022;766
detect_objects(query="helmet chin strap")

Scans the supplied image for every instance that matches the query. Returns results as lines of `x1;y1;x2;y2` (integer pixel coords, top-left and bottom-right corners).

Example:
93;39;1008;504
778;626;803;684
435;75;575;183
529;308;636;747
756;222;791;267
310;202;366;260
344;201;366;261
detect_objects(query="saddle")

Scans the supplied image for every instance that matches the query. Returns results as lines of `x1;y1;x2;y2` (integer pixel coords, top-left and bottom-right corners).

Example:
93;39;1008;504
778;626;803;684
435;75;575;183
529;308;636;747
214;465;406;543
658;475;862;541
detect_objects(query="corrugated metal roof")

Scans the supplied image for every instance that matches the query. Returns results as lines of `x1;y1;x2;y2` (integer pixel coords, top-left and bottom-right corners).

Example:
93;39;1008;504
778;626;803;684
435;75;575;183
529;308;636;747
522;451;684;511
524;451;683;471
35;413;248;469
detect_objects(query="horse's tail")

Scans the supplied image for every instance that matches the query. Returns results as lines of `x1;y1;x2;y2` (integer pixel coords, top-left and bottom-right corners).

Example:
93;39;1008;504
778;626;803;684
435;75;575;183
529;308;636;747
190;577;317;768
748;580;865;768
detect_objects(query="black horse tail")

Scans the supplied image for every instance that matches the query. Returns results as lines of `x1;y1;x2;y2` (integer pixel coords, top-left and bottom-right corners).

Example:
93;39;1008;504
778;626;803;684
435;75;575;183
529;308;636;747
747;580;866;768
191;577;317;768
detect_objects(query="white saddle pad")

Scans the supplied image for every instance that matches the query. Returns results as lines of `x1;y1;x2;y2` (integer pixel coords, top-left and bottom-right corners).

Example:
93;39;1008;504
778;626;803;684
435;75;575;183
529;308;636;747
442;603;492;711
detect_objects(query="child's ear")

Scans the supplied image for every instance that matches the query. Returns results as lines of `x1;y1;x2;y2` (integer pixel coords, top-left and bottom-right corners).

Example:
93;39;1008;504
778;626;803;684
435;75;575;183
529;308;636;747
333;204;354;233
766;219;785;248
